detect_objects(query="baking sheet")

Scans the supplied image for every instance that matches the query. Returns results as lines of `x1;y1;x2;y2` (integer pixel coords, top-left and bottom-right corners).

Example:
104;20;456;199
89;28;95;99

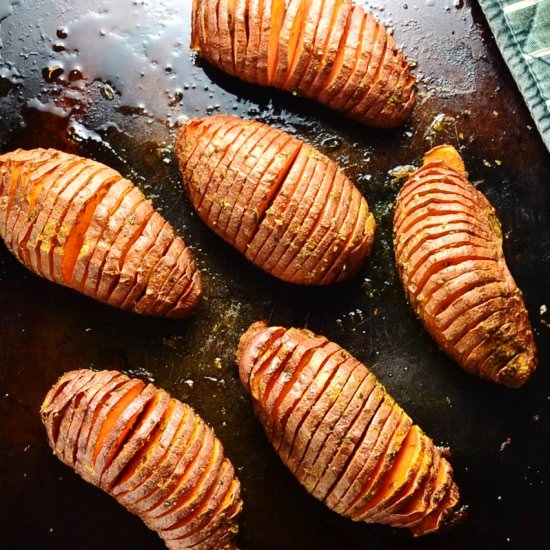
1;0;549;548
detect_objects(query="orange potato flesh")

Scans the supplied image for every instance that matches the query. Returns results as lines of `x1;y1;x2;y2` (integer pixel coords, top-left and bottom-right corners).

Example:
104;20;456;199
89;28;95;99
237;322;463;535
0;148;201;317
373;435;434;523
285;356;358;474
267;0;286;84
423;145;466;174
100;389;170;491
339;409;408;516
316;5;364;107
92;381;145;464
112;398;179;492
41;370;242;548
61;176;116;284
307;0;351;99
92;382;149;462
162;460;237;543
115;403;195;508
72;179;134;292
355;425;424;520
388;448;442;527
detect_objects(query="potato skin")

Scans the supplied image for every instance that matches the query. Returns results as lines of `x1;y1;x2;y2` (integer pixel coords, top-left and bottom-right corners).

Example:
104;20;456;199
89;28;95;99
393;145;537;388
237;321;463;536
191;0;416;128
175;115;375;285
41;369;242;550
0;148;201;318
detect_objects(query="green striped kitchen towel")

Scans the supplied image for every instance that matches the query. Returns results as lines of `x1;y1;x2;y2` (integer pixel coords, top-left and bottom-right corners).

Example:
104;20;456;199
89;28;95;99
478;0;550;151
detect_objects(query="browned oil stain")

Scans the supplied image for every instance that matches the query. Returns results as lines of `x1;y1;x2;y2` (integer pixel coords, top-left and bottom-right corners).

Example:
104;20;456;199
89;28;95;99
1;0;550;549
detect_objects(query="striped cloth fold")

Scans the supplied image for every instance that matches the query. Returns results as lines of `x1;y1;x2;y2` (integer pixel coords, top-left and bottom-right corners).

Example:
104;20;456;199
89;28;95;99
478;0;550;151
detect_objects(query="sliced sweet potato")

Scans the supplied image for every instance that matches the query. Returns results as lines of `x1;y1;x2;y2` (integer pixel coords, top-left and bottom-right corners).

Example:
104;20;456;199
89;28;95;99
371;433;435;523
307;372;379;499
232;132;302;253
113;400;192;505
296;0;332;93
41;370;242;548
231;0;249;78
333;12;376;112
237;322;463;535
201;121;262;227
271;0;309;88
26;159;90;277
100;388;171;491
245;146;312;265
272;160;338;278
386;444;442;527
161;459;238;542
144;439;224;530
0;149;201;317
132;418;210;515
284;354;359;474
106;211;165;307
191;0;416;127
345;412;414;519
217;0;236;76
294;360;366;482
215;123;277;240
273;344;348;463
331;402;403;514
71;178;134;290
60;370;124;467
283;0;322;92
307;0;352;99
177;115;375;285
41;369;98;453
354;423;424;521
394;145;536;387
316;5;364;107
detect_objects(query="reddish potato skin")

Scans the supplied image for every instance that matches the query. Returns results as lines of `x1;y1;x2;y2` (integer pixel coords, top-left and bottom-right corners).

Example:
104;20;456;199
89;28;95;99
237;321;464;535
0;148;201;318
176;115;375;285
393;145;537;388
41;369;242;550
191;0;416;128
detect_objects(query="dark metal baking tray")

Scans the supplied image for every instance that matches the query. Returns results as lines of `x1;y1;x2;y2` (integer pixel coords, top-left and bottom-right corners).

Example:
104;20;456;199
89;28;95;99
1;0;549;548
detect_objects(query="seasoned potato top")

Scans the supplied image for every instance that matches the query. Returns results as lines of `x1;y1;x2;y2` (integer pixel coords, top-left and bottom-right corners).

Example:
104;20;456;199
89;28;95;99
176;115;376;285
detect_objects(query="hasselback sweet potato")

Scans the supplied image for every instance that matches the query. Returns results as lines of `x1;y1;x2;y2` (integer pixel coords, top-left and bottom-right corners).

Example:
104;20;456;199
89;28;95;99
0;148;201;318
175;115;375;285
191;0;416;128
393;145;537;388
41;369;242;549
237;321;464;536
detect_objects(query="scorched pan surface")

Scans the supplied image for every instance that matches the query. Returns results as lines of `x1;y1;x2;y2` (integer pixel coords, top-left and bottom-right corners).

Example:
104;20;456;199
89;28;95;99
0;0;549;548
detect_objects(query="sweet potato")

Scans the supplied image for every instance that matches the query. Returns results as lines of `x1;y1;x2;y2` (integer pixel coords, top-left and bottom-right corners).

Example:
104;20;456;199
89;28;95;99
41;369;242;549
191;0;416;128
393;145;537;387
237;321;464;536
0;148;201;318
176;115;375;285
